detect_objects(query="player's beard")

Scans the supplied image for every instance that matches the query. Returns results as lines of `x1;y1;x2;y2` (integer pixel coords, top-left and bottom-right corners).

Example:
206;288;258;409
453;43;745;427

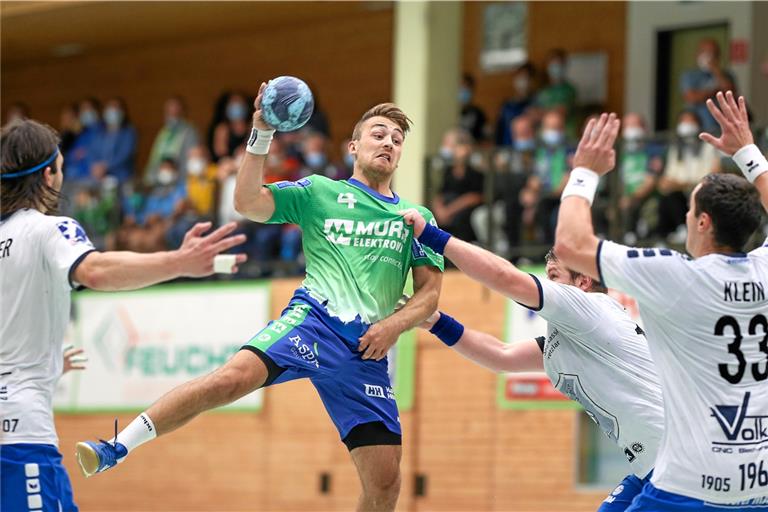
360;160;395;188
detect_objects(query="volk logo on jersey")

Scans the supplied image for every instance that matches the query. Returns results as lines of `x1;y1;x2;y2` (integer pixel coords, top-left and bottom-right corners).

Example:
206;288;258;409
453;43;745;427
56;220;91;246
711;392;768;449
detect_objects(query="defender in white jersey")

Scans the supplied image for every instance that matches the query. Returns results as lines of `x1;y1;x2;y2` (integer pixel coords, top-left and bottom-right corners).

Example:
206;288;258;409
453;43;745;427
0;119;246;511
555;92;768;510
400;202;665;510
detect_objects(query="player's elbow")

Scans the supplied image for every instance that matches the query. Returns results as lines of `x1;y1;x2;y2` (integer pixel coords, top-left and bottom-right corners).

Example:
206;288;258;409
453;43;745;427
73;254;109;290
554;237;579;266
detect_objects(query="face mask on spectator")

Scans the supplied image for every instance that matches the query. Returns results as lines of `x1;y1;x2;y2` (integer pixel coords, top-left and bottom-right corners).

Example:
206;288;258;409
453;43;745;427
677;122;699;139
547;62;565;83
227;103;247;121
541;129;564;147
439;146;454;161
514;138;535;151
344;153;355;168
697;53;713;71
187;158;206;177
103;107;123;127
623;126;645;142
157;168;176;186
458;87;472;105
305;152;327;168
80;110;98;127
514;75;530;95
165;115;180;127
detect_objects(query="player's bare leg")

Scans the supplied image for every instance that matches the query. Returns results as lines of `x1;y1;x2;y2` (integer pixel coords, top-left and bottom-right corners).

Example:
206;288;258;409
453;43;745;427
76;350;267;476
350;444;402;512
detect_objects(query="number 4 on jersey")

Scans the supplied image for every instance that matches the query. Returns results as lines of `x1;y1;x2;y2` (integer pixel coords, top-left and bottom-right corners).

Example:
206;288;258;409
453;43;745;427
338;193;357;209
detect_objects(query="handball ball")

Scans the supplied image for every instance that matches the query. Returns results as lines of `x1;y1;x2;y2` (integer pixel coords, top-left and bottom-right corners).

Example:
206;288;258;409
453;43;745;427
260;76;314;132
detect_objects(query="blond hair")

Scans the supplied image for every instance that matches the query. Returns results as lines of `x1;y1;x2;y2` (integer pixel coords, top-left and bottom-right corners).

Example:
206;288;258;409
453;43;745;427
352;103;412;140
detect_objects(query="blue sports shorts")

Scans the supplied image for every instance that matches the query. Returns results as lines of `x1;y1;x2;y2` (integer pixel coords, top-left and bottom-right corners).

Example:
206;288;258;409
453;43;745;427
625;482;768;511
1;443;78;512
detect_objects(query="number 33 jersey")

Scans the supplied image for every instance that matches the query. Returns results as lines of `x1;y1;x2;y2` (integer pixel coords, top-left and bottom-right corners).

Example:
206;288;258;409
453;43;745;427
599;238;768;503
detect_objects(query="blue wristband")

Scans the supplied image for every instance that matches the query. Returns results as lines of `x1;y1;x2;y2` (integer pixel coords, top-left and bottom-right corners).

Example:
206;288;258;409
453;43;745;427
417;223;451;254
429;312;464;346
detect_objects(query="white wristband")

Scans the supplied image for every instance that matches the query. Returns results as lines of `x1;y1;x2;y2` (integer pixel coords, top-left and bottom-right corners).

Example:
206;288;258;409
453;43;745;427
561;167;600;206
732;144;768;184
245;128;276;155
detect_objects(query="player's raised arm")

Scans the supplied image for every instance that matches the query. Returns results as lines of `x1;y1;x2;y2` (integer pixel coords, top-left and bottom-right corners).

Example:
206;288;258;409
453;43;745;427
233;82;277;222
73;222;246;291
554;113;621;279
420;310;544;373
400;211;541;309
699;90;768;212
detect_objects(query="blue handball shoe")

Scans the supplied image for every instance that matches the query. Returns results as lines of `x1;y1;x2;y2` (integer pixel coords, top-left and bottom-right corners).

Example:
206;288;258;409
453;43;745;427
75;420;128;477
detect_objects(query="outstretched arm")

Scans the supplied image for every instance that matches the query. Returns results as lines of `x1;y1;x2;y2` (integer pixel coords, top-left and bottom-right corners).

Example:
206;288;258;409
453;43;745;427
554;113;621;279
399;213;540;308
74;222;246;291
233;82;277;222
698;91;768;212
422;311;543;373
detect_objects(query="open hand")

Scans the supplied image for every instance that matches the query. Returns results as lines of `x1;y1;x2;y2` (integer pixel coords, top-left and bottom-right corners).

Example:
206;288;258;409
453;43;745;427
573;113;620;176
63;345;87;373
176;222;247;277
699;91;753;156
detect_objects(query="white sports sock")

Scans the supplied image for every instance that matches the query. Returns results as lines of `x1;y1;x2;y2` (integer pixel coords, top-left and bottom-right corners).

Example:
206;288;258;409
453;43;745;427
110;412;157;456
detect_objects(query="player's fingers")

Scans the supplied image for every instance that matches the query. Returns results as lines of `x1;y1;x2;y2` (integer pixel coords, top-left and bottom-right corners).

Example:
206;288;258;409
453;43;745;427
716;91;737;121
579;118;597;146
724;91;740;119
65;348;85;357
705;98;729;127
736;95;749;123
211;234;247;254
235;254;248;264
203;222;239;244
358;336;369;352
186;222;213;241
698;132;721;149
592;113;609;142
596;114;618;148
70;364;87;370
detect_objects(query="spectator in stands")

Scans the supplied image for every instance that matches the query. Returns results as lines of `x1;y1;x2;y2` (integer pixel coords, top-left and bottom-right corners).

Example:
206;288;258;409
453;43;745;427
331;138;355;181
519;109;573;244
459;72;487;142
184;145;218;221
299;130;338;178
4;102;29;124
495;62;536;146
91;97;137;185
58;103;80;155
681;38;736;133
213;92;251;161
305;87;331;137
65;98;104;182
72;182;119;251
657;110;721;243
119;158;187;252
431;128;485;242
617;113;664;243
145;96;199;185
536;49;577;132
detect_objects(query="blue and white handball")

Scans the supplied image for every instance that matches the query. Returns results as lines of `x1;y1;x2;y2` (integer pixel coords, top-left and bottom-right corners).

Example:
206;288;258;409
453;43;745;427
260;76;314;132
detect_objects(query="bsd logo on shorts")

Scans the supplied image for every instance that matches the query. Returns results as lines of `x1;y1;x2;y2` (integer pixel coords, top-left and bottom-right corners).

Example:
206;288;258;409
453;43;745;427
364;384;386;399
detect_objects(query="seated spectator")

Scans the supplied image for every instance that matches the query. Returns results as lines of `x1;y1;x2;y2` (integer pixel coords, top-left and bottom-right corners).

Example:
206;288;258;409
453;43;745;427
185;145;219;220
91;97;137;185
459;72;487;142
72;180;120;251
495;62;536;146
58;103;80;155
681;38;737;134
536;49;577;136
617;113;664;243
299;131;338;178
119;158;187;252
145;96;199;185
657;110;721;243
213;92;251;161
330;138;355;181
431;128;485;242
65;98;104;182
519;109;573;244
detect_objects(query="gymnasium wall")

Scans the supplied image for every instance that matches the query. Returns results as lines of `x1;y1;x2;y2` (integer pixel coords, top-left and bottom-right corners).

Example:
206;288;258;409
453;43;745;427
57;272;607;511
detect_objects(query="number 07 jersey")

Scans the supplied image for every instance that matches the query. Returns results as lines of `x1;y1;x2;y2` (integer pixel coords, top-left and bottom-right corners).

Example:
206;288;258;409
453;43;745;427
598;238;768;503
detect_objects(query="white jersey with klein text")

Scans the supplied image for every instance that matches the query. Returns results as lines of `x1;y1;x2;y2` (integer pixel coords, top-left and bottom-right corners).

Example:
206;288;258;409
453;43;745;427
599;239;768;503
530;276;665;479
0;209;94;446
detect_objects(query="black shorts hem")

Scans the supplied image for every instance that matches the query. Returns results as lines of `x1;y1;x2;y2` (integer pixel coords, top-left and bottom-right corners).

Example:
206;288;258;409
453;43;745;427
342;421;402;451
239;345;286;387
